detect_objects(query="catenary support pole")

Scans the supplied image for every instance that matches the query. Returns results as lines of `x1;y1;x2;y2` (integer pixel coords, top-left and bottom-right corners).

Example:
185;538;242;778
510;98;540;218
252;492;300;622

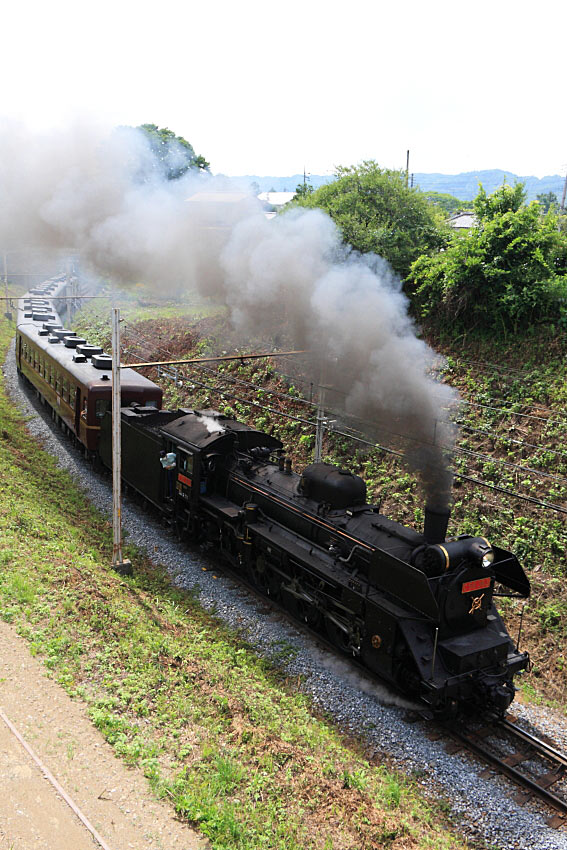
111;307;132;575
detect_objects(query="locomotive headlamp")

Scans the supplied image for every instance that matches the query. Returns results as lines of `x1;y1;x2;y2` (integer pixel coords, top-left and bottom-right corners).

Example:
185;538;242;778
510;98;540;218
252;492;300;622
413;535;496;576
477;538;494;568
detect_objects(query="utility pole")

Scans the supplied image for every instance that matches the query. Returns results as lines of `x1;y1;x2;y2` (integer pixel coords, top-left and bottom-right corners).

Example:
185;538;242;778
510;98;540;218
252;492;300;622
561;171;567;213
314;400;326;464
111;308;132;575
406;150;410;188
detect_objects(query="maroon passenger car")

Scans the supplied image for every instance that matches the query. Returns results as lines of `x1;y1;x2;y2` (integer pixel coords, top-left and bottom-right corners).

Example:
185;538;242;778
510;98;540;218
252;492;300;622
16;279;162;453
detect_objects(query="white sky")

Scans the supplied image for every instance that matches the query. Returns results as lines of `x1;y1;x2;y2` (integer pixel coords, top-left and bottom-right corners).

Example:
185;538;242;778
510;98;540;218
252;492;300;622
2;0;565;178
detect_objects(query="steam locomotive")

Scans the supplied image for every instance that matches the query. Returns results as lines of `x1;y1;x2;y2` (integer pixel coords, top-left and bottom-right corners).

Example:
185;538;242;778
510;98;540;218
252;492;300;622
16;279;531;717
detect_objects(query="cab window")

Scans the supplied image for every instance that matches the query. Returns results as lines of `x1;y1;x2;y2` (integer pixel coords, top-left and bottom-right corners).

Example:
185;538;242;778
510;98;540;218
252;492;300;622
178;451;193;476
95;399;111;419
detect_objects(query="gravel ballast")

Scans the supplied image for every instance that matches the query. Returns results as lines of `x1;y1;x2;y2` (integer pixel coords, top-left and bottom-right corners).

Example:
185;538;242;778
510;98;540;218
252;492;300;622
4;343;567;850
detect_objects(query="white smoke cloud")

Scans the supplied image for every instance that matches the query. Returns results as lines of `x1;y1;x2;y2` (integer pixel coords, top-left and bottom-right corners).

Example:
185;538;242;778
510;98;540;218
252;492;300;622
1;118;459;503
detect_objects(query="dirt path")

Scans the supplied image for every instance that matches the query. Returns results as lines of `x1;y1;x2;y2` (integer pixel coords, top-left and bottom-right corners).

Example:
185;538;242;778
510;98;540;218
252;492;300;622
0;620;205;850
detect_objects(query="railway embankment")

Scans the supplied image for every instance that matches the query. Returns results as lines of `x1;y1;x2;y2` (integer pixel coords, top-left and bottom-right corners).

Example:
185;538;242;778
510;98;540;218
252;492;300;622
1;310;469;850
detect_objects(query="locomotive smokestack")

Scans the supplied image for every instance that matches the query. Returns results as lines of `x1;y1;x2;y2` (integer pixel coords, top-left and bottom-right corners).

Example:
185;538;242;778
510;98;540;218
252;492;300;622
423;505;450;544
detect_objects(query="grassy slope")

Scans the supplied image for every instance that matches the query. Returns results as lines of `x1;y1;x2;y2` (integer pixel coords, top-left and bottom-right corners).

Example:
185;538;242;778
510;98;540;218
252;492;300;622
0;311;467;850
75;296;567;713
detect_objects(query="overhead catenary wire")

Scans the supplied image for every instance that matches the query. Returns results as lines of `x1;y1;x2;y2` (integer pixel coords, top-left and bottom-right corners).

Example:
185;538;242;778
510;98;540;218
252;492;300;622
162;365;567;511
456;421;567;461
119;324;567;513
124;346;567;491
458;398;567;427
121;321;567;458
328;427;567;516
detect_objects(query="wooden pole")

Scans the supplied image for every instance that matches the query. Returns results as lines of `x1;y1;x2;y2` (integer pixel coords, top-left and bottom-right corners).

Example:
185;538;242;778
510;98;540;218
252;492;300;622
561;172;567;213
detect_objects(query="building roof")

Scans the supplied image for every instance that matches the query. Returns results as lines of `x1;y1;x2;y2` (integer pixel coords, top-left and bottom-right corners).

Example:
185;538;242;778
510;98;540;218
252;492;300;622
448;211;477;229
257;191;297;207
185;192;252;204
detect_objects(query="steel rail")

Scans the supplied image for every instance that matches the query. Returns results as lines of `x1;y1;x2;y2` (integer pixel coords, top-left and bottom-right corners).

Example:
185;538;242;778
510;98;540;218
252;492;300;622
501;718;567;768
443;718;567;824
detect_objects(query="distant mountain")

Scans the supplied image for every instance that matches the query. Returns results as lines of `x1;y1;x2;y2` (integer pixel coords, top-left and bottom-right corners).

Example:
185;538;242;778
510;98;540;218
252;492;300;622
227;170;565;202
412;170;565;202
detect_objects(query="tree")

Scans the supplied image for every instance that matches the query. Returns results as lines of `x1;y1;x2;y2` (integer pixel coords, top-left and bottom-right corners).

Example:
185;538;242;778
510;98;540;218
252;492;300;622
294;181;314;198
137;124;209;180
536;191;559;214
291;161;447;278
409;183;567;333
422;191;473;216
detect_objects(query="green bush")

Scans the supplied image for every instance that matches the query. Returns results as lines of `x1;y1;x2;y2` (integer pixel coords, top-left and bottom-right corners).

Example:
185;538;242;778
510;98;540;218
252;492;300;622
409;183;567;334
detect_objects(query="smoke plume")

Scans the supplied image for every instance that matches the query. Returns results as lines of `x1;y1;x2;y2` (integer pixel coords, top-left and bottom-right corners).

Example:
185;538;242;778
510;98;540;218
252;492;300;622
0;119;458;506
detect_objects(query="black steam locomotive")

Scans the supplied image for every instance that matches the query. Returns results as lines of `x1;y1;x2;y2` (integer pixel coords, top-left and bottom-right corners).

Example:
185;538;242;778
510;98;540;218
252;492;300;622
16;281;531;717
98;404;531;717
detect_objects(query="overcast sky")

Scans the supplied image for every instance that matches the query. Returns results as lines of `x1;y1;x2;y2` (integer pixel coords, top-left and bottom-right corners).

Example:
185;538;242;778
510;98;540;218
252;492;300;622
2;0;564;179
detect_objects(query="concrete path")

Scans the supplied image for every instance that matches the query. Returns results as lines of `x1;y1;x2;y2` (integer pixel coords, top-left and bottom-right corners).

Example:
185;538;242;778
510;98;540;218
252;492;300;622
0;620;205;850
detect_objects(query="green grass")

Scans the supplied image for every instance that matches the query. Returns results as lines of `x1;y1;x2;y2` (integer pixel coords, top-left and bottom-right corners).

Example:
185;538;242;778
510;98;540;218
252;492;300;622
72;284;225;345
0;313;467;850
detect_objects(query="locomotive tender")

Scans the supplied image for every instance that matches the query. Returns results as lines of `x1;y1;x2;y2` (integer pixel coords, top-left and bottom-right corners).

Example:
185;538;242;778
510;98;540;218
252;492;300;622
16;279;531;716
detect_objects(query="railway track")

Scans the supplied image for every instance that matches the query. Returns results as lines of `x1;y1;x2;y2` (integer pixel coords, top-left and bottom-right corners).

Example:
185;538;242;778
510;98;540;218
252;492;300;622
427;714;567;828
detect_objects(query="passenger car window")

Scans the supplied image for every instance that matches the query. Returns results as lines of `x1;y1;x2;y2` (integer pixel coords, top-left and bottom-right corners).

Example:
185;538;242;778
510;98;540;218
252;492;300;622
95;399;111;419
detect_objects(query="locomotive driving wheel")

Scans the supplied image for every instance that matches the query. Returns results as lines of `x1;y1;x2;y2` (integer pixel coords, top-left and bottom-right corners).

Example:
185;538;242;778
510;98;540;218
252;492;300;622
248;555;281;600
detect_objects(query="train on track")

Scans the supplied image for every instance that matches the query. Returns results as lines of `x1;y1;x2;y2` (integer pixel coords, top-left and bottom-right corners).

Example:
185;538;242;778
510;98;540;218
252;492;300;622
16;277;531;717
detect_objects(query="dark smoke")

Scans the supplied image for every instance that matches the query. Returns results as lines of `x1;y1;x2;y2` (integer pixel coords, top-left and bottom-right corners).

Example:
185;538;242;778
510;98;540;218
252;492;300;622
0;119;459;506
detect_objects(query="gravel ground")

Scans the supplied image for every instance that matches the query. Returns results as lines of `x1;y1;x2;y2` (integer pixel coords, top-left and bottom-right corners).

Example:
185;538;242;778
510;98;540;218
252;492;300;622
4;343;567;850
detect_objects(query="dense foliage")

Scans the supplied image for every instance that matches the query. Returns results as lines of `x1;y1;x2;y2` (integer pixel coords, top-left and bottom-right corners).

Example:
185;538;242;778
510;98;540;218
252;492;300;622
421;191;473;216
292;161;448;279
536;191;559;214
409;183;567;333
138;123;209;180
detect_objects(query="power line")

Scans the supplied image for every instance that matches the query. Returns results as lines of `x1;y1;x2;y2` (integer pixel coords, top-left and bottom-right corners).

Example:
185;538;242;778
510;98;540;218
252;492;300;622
160;363;567;511
122;321;566;462
328;428;567;516
457;421;567;461
120;323;567;511
458;398;567;427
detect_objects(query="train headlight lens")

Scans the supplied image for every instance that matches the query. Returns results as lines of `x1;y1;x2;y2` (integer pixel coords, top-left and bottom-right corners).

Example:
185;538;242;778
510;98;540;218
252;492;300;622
482;550;495;568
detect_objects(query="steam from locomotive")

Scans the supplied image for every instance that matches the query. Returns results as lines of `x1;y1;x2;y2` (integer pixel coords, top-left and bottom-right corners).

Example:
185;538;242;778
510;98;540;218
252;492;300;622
0;119;458;505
